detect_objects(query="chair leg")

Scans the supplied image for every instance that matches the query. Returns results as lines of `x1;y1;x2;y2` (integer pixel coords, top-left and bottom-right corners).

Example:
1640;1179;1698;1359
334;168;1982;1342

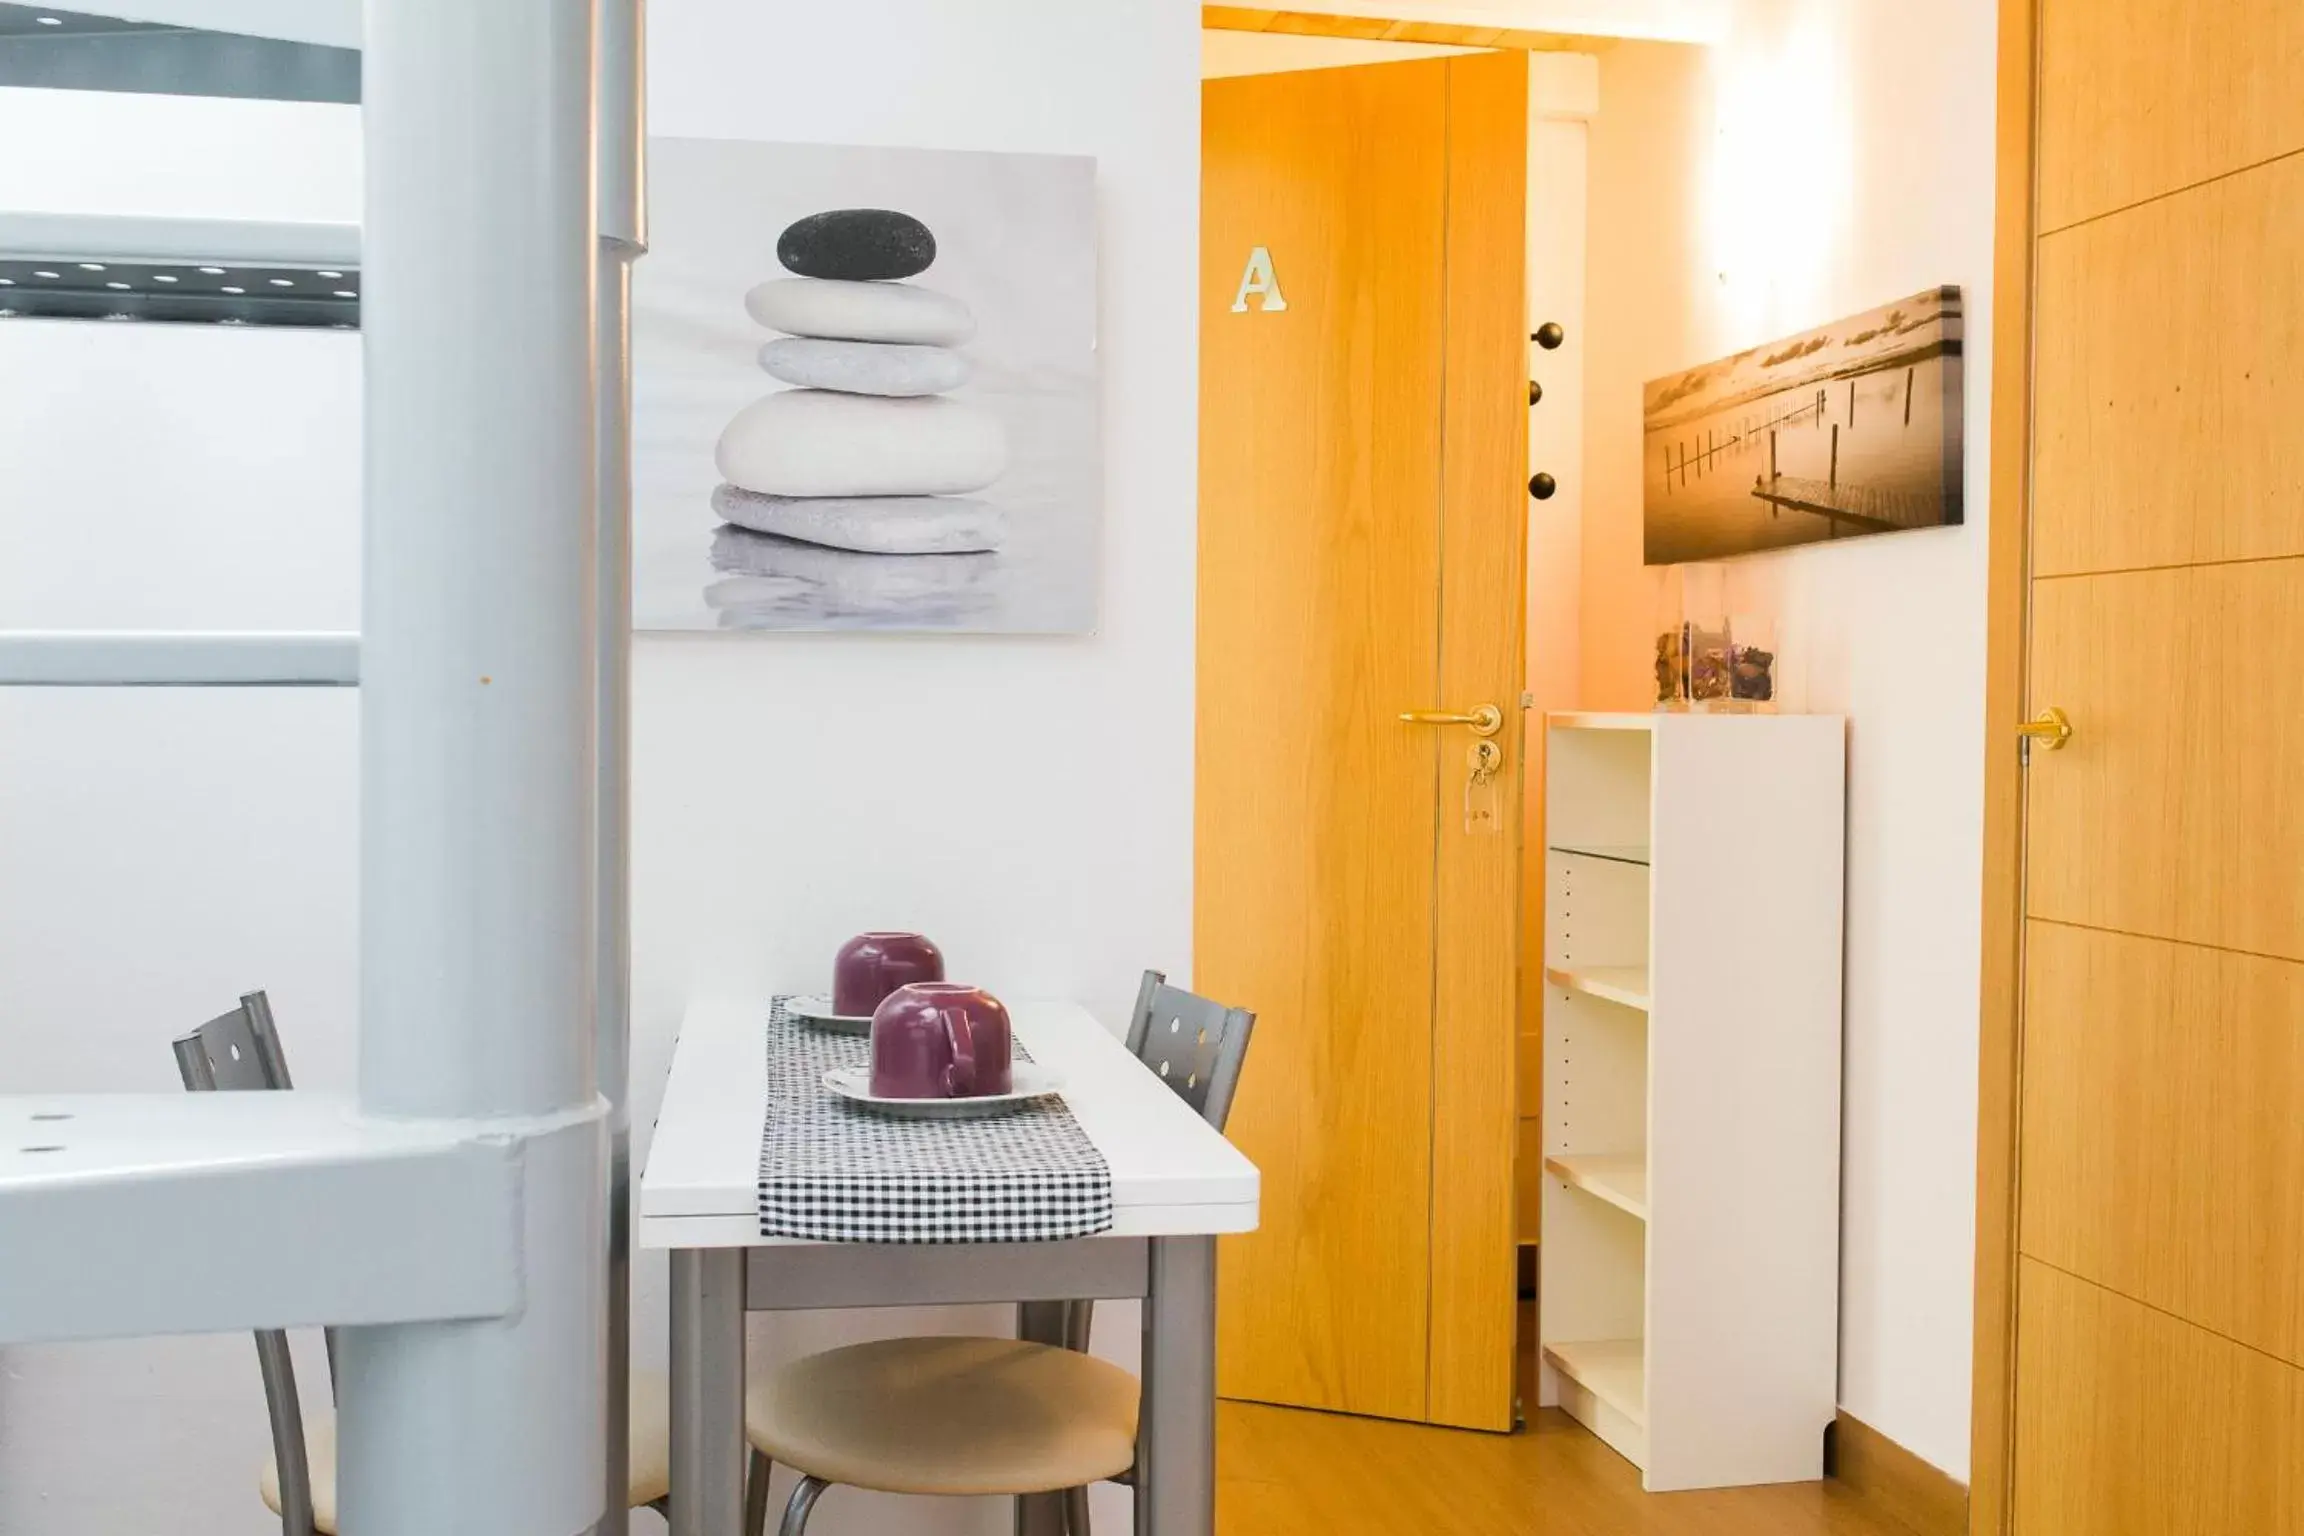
745;1448;775;1536
778;1474;831;1536
1062;1484;1092;1536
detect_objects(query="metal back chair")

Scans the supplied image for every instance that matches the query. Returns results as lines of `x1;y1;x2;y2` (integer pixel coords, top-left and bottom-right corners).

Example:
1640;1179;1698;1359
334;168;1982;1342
1065;971;1252;1364
743;974;1261;1536
172;992;329;1536
1073;971;1255;1480
1123;969;1257;1133
1054;972;1254;1458
173;993;676;1531
172;990;294;1094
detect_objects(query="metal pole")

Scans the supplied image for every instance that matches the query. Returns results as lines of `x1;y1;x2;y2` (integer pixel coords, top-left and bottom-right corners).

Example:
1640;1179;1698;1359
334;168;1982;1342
339;3;606;1534
670;1250;747;1536
595;3;646;1532
1137;1236;1217;1536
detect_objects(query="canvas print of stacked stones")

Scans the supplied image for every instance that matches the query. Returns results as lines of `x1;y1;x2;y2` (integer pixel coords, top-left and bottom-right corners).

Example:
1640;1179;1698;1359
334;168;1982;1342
634;138;1099;633
717;210;1006;559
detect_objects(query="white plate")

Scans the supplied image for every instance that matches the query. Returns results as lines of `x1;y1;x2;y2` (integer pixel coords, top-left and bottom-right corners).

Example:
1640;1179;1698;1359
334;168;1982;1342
822;1064;1065;1120
785;994;873;1034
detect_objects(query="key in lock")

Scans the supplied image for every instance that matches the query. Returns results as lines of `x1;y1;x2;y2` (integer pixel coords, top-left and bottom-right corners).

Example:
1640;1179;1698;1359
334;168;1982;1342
1463;739;1504;834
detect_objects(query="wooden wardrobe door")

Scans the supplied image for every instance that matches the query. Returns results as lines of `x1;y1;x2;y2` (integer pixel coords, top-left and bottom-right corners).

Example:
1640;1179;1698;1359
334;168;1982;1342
2015;1260;2304;1535
2009;0;2304;1524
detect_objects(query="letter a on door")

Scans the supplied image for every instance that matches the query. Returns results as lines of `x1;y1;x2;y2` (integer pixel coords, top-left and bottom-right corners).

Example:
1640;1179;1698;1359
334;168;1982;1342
1231;245;1288;313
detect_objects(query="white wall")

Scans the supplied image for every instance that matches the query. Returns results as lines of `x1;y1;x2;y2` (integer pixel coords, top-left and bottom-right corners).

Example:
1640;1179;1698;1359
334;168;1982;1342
1578;1;1996;1478
0;3;1198;1532
632;6;1199;1534
0;87;363;1536
632;0;1197;1042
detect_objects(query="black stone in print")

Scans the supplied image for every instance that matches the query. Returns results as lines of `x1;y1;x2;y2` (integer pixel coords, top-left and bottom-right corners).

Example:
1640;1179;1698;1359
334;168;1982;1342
778;208;936;282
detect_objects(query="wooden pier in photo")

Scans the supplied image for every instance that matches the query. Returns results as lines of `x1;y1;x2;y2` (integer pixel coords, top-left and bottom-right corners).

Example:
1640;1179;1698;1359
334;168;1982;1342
1747;474;1942;536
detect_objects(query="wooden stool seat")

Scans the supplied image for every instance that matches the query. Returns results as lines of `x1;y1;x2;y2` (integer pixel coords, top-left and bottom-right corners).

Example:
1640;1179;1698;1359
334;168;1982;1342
745;1337;1139;1497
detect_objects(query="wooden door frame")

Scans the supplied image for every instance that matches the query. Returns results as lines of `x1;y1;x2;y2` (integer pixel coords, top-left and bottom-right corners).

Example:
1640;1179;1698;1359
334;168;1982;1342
1426;46;1531;1433
1201;4;1619;54
1970;0;2036;1530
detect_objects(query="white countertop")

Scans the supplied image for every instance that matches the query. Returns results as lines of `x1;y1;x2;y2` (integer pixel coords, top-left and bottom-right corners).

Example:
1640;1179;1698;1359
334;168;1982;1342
639;996;1261;1248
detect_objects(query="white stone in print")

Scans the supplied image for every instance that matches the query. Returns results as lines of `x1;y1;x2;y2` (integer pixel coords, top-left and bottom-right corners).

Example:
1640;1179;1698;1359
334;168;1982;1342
715;389;1008;498
707;527;997;628
758;337;971;397
744;277;976;346
712;483;1007;554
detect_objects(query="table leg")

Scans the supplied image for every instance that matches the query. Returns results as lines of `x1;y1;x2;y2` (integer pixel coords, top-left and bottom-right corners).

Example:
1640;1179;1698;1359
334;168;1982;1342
1138;1236;1216;1536
671;1249;747;1536
1016;1302;1070;1536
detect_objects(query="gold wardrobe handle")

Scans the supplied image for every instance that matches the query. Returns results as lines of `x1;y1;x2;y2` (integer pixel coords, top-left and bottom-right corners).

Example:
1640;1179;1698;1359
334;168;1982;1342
2017;706;2073;751
1399;704;1504;737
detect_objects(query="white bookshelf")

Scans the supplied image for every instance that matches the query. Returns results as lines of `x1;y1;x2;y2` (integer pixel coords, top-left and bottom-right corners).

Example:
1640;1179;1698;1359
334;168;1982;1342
1542;964;1651;1012
1542;1153;1648;1220
1537;711;1845;1492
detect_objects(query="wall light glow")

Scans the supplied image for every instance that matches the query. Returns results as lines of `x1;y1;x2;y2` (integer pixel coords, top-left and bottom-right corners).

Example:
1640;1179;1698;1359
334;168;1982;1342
1700;4;1857;345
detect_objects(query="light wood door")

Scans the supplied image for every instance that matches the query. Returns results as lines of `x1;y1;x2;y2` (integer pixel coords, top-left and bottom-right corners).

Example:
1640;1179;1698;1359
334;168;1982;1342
1197;52;1526;1432
1998;0;2304;1523
2014;1259;2304;1535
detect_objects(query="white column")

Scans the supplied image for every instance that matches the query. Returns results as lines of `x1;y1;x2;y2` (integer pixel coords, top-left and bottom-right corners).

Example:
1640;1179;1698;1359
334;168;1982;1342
595;3;646;1532
340;3;607;1533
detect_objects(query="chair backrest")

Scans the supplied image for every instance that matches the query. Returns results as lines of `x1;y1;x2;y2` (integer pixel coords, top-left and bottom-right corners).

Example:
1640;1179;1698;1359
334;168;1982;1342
1125;970;1257;1132
173;990;294;1092
172;992;323;1536
1059;972;1259;1355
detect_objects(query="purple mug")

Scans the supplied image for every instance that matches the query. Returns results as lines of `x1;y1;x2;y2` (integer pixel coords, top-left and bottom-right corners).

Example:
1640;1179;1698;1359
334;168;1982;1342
832;931;944;1018
869;983;1014;1099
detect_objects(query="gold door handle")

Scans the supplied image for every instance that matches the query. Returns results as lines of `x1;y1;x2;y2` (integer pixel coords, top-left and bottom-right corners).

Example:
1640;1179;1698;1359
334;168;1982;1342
2017;706;2073;751
1399;704;1504;737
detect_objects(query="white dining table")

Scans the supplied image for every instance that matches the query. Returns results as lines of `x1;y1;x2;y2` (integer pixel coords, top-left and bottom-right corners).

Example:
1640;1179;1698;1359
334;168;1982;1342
640;995;1261;1536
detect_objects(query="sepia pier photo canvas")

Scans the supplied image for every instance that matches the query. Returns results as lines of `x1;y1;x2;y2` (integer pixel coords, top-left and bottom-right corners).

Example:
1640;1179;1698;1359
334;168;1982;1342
1642;286;1964;565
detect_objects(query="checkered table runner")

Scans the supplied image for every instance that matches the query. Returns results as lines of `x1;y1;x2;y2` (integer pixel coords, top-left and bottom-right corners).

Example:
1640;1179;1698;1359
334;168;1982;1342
756;996;1115;1242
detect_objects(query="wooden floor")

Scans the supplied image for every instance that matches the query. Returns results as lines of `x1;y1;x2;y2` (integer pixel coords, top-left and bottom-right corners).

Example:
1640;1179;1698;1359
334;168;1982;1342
1218;1401;1925;1536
